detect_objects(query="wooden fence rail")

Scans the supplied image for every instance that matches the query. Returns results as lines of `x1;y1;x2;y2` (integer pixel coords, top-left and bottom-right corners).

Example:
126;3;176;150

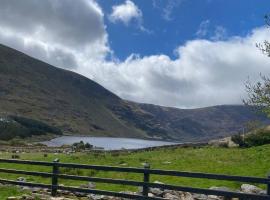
0;159;269;199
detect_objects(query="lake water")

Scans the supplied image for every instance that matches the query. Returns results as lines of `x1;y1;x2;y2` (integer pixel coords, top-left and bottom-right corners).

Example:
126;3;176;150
42;136;177;150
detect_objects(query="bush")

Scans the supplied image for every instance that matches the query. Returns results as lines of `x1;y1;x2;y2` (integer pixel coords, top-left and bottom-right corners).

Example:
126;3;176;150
231;134;247;147
245;129;270;147
72;141;93;150
231;129;270;147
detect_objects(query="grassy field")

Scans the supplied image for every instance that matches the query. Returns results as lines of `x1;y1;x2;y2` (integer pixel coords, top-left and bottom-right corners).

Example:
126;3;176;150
0;145;270;199
0;186;26;199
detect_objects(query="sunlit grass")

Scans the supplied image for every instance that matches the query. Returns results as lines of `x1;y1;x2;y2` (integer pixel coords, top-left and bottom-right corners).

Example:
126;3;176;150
0;145;270;197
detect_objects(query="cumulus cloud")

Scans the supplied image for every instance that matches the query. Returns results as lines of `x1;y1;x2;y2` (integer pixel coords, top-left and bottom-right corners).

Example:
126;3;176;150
79;27;270;108
0;0;109;68
109;0;142;25
0;0;270;108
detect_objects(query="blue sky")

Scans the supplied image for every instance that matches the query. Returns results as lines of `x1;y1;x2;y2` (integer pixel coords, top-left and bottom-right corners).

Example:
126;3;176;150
0;0;270;108
99;0;269;60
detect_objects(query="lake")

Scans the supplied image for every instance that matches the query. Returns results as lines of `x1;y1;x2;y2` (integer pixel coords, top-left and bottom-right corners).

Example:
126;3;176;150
42;136;178;150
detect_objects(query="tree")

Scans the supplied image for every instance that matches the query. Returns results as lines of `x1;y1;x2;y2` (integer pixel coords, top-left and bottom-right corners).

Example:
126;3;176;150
244;75;270;116
244;14;270;115
256;14;270;57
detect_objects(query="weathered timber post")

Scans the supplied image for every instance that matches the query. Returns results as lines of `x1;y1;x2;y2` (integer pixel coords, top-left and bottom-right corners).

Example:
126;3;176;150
267;172;270;196
51;158;60;196
143;163;150;197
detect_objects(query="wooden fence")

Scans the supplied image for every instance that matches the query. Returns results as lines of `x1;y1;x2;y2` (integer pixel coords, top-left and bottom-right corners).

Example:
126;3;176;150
0;159;269;199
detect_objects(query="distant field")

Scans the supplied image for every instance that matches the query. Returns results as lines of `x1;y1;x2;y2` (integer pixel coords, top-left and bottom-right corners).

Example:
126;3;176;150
0;145;270;199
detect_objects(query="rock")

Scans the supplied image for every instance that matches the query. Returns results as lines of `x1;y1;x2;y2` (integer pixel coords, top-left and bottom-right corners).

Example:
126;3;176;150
88;182;96;189
87;194;107;200
207;195;223;200
19;194;36;200
17;177;26;182
259;190;267;195
192;193;208;200
7;197;18;200
154;180;164;184
209;186;232;192
74;192;87;197
163;161;172;165
179;192;194;200
30;187;41;193
148;193;154;197
80;182;95;189
149;187;163;196
240;184;263;194
21;186;31;191
207;186;233;200
163;193;180;200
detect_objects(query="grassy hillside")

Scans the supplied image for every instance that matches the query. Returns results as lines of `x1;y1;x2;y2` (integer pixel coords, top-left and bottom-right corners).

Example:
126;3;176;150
0;43;269;141
0;145;269;197
114;102;270;141
0;44;147;139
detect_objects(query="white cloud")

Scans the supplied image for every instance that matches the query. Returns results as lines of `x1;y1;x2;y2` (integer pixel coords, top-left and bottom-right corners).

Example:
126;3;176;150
109;0;142;25
0;1;270;108
162;0;183;21
196;20;210;37
0;0;109;68
153;0;183;21
196;20;227;41
211;26;227;41
79;27;270;108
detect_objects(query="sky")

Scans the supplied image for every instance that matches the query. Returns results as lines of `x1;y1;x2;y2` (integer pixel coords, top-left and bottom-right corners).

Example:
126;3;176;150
0;0;270;108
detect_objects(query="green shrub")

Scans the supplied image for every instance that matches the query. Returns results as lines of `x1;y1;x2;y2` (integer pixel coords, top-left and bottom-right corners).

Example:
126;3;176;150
245;129;270;147
231;129;270;147
231;134;247;147
72;141;93;150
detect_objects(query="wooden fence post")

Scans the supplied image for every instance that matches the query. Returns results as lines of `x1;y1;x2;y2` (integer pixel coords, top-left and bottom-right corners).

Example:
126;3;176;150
267;173;270;196
51;158;59;196
143;163;150;197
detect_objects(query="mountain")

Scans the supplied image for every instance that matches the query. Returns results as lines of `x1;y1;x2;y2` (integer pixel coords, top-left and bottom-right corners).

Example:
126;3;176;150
0;44;269;141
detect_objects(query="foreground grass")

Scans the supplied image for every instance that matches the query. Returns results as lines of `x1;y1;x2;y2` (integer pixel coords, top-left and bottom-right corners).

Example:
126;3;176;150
0;145;270;198
0;186;26;200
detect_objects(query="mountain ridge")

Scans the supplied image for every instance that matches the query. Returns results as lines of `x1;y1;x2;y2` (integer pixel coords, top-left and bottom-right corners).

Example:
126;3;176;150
0;43;269;141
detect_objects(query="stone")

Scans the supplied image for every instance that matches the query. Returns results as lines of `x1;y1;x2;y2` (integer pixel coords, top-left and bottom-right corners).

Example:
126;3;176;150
209;186;232;192
154;180;164;184
240;184;263;194
163;161;172;164
207;195;223;200
149;187;163;196
148;193;154;197
80;182;95;189
17;177;26;182
207;186;233;200
7;197;18;200
192;193;208;200
87;194;106;200
74;192;87;197
179;192;194;200
163;193;180;200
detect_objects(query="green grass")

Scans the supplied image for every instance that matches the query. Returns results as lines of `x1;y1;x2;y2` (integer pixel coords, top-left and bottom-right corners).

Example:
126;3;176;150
0;186;26;200
0;145;270;198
